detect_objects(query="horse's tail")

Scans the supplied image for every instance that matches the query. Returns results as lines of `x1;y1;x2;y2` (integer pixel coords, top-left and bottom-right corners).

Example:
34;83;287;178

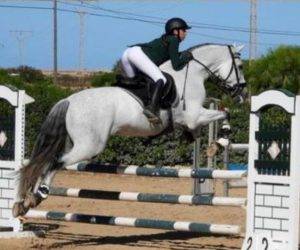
18;99;70;200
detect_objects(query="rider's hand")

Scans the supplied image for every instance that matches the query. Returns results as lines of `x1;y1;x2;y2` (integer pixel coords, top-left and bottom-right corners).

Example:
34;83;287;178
181;50;194;61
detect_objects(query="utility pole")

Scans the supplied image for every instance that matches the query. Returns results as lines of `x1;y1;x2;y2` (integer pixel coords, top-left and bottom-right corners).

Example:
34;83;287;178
78;10;86;73
53;0;58;84
10;30;33;66
249;0;257;61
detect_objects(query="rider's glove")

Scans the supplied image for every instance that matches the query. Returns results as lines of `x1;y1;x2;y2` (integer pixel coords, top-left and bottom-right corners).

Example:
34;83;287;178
181;50;194;61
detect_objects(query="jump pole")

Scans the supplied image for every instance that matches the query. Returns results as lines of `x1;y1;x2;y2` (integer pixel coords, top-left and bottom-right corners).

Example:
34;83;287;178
49;186;247;207
25;210;240;235
229;143;249;151
65;163;246;179
223;143;249;195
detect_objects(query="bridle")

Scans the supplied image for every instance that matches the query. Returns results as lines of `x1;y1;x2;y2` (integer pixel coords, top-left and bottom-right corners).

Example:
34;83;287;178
193;45;245;95
181;45;246;109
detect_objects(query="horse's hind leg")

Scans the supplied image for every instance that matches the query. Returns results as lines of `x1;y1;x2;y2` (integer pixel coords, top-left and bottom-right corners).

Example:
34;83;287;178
60;137;108;167
23;169;58;209
13;116;112;217
20;136;73;210
20;136;109;213
13;165;61;217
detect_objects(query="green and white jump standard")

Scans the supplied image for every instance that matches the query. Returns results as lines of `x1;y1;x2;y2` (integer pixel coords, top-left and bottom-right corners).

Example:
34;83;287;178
0;86;34;234
242;90;300;250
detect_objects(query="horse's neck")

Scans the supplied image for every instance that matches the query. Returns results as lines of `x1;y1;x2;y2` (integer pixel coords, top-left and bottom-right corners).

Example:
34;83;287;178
161;45;227;105
193;45;228;72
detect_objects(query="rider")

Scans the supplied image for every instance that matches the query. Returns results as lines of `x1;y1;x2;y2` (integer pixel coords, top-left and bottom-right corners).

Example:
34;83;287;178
121;17;193;123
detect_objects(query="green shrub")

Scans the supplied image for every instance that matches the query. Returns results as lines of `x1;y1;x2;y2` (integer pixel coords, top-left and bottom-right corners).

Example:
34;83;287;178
245;45;300;95
7;66;45;83
91;72;116;87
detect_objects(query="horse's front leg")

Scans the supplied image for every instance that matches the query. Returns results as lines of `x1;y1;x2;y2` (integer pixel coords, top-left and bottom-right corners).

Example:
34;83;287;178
188;107;228;129
187;107;230;157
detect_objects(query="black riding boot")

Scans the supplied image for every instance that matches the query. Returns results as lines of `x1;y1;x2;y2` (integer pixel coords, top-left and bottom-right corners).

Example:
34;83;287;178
143;79;164;124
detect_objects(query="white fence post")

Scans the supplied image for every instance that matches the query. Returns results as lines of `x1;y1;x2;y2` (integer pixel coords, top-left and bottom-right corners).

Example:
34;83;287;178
0;86;34;232
243;90;300;250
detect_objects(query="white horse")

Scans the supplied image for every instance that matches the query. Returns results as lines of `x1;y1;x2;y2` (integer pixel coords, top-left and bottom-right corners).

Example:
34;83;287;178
13;43;247;217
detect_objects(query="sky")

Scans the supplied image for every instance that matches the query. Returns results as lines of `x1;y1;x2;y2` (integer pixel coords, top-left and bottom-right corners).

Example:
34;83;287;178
0;0;299;71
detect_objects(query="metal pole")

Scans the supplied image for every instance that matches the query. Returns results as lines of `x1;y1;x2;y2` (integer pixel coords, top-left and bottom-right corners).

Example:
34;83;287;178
193;102;216;196
78;11;85;73
10;30;32;66
249;0;257;61
207;102;215;168
53;0;58;84
193;137;202;195
223;145;229;197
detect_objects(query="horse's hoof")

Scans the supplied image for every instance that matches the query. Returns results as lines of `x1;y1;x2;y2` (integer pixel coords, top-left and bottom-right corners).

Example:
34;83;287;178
182;130;195;143
24;193;42;209
206;142;219;157
18;216;27;222
12;202;29;218
216;137;230;147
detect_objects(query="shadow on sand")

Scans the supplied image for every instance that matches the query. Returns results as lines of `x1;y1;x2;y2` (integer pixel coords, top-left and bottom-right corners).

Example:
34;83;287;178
26;222;242;250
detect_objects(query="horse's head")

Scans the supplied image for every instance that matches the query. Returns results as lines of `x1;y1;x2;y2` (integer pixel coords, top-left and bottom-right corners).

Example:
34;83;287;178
191;44;247;103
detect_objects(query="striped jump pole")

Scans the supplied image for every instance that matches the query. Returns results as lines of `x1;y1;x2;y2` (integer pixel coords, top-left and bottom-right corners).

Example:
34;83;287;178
229;143;249;151
49;187;247;207
25;210;240;235
65;163;247;179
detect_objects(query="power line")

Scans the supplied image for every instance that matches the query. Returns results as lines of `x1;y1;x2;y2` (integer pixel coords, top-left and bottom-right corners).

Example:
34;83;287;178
191;31;279;47
1;3;300;37
59;0;300;37
149;19;282;46
0;4;164;25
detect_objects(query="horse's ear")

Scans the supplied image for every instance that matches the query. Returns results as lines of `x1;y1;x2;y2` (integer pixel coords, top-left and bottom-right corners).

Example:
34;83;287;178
234;44;245;53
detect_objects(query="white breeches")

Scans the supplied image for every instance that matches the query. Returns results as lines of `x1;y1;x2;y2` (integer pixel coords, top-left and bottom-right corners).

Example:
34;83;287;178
121;46;167;84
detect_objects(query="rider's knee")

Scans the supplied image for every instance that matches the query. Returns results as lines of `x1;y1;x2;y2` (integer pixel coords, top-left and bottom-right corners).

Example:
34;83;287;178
155;78;166;86
155;76;167;85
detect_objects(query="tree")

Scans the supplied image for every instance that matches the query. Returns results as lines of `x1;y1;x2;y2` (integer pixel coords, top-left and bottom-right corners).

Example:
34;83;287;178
245;45;300;95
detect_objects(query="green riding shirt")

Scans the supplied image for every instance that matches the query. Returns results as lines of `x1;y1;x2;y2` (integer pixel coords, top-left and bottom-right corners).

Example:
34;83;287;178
138;35;191;71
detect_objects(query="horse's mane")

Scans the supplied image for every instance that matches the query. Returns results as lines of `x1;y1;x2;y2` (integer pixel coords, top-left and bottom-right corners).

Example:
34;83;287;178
188;43;231;52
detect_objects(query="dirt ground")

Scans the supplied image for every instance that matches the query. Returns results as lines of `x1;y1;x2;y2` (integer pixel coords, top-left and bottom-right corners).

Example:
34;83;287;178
1;170;246;250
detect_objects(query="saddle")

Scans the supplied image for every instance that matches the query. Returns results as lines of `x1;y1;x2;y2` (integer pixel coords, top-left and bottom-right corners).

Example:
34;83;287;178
115;72;178;110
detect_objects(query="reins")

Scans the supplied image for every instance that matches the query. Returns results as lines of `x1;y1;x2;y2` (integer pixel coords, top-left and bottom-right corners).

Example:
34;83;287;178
181;62;189;110
180;45;242;110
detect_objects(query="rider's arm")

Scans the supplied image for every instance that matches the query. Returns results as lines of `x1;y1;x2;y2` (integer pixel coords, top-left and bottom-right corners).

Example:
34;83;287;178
168;36;192;71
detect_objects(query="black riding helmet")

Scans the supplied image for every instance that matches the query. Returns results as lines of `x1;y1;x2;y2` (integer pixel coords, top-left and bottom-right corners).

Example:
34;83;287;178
165;17;191;35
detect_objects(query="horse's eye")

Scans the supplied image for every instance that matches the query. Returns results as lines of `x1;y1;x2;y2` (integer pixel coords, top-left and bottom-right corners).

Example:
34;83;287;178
238;65;243;70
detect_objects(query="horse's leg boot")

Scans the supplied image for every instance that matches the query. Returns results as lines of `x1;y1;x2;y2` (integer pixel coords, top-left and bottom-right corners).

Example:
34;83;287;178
143;79;164;124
